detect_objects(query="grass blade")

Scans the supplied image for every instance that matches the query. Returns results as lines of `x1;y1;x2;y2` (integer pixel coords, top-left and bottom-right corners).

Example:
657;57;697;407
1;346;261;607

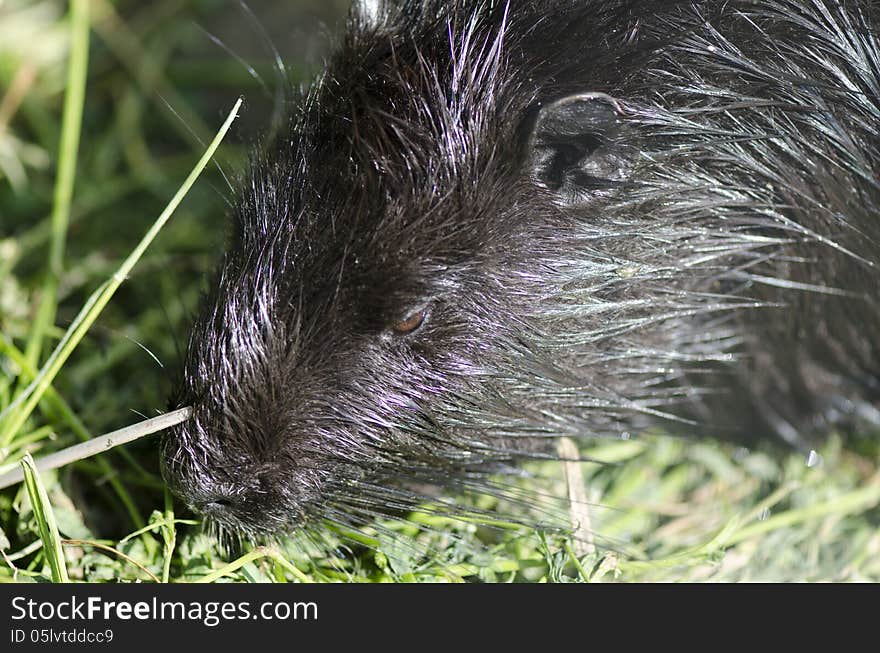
20;453;69;583
22;0;91;369
0;408;192;490
0;97;242;446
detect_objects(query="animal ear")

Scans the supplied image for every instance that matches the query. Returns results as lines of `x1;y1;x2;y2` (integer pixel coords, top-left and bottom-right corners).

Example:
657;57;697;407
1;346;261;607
527;93;632;205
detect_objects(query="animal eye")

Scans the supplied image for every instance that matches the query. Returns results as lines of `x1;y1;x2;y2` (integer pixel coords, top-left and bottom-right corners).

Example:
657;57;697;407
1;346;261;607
391;307;427;335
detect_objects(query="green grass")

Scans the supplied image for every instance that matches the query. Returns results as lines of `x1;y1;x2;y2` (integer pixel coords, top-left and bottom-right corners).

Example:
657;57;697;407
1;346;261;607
20;452;68;582
1;0;878;583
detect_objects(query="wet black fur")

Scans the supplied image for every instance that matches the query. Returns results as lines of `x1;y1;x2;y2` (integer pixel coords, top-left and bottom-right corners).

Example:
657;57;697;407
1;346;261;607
162;0;880;539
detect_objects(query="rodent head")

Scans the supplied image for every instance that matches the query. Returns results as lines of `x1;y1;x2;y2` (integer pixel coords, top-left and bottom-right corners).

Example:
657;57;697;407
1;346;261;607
160;2;643;539
155;0;880;538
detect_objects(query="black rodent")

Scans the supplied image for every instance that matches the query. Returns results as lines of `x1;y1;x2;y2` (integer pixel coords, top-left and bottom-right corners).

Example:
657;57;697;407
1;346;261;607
161;0;880;539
